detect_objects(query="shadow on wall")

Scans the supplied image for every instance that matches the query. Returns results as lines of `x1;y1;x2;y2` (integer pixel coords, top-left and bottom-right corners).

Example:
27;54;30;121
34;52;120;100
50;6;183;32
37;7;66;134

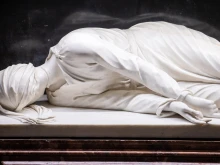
3;11;220;70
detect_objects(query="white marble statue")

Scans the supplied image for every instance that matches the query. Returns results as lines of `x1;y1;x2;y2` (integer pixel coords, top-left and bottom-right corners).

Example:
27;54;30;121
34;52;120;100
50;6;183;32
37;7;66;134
1;21;220;124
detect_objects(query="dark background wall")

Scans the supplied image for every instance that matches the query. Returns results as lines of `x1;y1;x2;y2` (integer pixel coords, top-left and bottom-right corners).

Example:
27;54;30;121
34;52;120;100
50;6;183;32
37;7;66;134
1;0;220;70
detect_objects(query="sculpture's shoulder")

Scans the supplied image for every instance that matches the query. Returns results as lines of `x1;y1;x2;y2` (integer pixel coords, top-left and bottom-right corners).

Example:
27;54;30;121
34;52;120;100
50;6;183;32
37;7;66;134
57;27;129;52
62;27;125;39
59;28;100;44
73;27;128;43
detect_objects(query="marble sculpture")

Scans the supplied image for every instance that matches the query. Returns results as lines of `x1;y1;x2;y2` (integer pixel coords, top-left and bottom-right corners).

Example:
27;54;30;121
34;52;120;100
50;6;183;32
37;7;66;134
1;21;220;124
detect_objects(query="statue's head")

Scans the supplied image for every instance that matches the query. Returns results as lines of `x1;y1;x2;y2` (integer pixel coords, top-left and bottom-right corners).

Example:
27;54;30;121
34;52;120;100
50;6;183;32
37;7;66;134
0;63;42;111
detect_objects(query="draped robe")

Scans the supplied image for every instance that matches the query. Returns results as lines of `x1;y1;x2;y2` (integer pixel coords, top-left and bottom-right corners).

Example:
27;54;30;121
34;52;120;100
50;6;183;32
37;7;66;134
46;21;220;117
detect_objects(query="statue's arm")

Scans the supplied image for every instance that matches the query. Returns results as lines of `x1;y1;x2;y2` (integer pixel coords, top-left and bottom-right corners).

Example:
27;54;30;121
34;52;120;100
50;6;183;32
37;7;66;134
69;33;188;100
48;85;207;124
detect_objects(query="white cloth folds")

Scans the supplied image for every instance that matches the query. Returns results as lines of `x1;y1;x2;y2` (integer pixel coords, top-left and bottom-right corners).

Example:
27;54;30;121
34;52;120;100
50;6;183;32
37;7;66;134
0;64;55;124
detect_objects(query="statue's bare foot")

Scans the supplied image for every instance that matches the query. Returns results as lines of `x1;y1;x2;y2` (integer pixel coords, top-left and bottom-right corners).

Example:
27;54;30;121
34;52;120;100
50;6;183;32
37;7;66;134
165;101;211;124
184;95;219;117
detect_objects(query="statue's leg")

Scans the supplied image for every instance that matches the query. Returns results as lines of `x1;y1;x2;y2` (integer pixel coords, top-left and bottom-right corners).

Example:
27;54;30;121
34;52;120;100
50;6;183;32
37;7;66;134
67;89;208;124
178;82;220;118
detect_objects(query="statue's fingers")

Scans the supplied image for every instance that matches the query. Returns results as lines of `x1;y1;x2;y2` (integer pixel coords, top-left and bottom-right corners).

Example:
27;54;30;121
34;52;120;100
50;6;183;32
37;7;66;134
184;114;207;125
184;108;203;119
199;117;212;123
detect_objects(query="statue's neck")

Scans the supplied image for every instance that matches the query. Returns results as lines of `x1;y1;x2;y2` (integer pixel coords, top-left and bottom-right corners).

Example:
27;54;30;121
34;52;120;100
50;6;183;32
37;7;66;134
38;54;66;91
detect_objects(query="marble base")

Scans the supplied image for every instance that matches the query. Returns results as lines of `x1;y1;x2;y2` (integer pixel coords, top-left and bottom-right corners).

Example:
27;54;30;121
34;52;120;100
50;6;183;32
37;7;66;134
1;97;220;138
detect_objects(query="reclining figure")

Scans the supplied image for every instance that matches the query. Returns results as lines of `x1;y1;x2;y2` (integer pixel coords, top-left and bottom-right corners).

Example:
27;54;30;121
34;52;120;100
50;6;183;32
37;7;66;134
1;21;220;124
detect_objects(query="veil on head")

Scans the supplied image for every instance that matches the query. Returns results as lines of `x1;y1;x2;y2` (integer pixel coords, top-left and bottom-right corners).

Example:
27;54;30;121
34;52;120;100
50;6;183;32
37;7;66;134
0;63;55;124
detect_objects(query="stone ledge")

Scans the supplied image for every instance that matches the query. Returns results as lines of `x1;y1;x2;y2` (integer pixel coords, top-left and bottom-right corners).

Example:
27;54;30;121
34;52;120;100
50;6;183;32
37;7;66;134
1;99;220;138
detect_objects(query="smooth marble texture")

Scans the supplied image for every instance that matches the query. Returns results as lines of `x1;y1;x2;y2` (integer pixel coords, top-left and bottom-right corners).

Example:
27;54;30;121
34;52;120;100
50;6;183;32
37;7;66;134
2;22;220;125
0;96;220;138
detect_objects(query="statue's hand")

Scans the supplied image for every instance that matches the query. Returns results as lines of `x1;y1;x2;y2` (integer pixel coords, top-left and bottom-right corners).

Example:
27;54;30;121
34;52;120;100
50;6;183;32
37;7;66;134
166;101;211;124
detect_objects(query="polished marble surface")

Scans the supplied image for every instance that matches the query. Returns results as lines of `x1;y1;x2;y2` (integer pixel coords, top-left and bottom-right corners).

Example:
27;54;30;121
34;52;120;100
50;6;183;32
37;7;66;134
0;96;220;138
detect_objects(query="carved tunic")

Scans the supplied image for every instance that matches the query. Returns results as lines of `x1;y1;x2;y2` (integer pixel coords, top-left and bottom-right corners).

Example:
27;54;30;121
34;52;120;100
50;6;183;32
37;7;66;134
46;21;220;116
